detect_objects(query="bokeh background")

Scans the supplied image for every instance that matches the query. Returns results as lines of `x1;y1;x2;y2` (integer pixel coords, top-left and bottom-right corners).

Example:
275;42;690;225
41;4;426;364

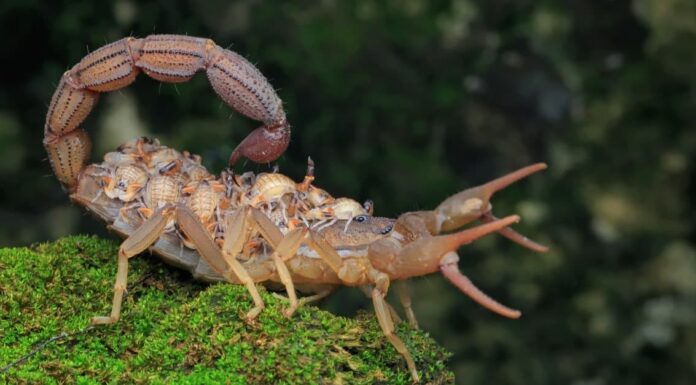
1;0;695;384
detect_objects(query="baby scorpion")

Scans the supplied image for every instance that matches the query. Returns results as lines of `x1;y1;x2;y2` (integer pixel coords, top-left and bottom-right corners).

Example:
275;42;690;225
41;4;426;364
43;34;548;382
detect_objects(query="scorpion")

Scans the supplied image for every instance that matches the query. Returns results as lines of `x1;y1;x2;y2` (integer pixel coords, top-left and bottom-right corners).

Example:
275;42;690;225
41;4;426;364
43;34;548;382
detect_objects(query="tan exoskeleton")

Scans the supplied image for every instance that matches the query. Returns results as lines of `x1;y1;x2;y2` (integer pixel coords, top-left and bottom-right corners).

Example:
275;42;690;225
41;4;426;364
43;34;549;382
180;179;226;248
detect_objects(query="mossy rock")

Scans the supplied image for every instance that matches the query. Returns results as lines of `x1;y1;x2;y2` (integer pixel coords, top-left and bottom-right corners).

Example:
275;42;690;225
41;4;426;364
0;235;454;384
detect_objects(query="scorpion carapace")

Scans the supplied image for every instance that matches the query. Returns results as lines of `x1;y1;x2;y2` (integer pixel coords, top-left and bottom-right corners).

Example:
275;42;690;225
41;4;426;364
44;35;549;382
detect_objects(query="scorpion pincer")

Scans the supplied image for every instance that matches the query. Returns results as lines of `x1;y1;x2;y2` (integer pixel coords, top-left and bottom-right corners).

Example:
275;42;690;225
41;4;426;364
43;34;548;382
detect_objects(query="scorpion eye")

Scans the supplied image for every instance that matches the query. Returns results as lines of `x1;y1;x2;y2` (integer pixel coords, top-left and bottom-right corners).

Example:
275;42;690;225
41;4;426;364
355;215;367;223
381;224;393;235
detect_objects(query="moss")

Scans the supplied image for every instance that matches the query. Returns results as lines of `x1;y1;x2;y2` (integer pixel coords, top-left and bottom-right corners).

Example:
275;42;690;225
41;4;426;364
0;235;454;384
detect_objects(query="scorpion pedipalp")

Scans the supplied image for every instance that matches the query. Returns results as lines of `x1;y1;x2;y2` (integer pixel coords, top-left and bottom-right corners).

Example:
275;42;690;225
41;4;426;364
370;214;520;278
439;251;521;319
369;214;523;320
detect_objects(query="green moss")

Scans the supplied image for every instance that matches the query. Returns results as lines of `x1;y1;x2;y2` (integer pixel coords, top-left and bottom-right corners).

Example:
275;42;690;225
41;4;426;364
1;236;453;384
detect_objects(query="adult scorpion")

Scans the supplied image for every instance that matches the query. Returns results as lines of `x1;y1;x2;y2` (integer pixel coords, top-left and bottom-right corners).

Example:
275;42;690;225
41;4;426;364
43;34;548;382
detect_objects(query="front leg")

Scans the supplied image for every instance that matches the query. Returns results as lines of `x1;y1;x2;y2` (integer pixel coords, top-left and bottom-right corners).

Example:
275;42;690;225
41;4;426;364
303;230;419;382
371;282;419;383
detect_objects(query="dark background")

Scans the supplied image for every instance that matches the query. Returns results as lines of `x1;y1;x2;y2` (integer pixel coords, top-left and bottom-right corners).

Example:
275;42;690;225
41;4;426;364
1;1;695;384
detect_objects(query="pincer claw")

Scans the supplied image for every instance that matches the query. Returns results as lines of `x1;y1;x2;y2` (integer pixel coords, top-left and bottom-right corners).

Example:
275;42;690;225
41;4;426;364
435;163;548;252
481;212;549;253
374;215;521;279
439;251;522;319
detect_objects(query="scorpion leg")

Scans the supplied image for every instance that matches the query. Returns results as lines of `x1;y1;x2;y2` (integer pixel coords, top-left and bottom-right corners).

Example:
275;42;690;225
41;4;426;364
371;277;419;382
222;207;302;317
248;206;286;248
177;205;266;321
270;228;307;317
224;207;306;316
395;281;419;329
92;206;171;325
272;287;335;307
297;288;334;306
358;285;403;324
304;231;419;381
222;207;255;258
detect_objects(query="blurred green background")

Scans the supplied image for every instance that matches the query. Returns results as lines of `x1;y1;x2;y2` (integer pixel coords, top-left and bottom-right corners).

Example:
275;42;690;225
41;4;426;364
1;0;695;383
